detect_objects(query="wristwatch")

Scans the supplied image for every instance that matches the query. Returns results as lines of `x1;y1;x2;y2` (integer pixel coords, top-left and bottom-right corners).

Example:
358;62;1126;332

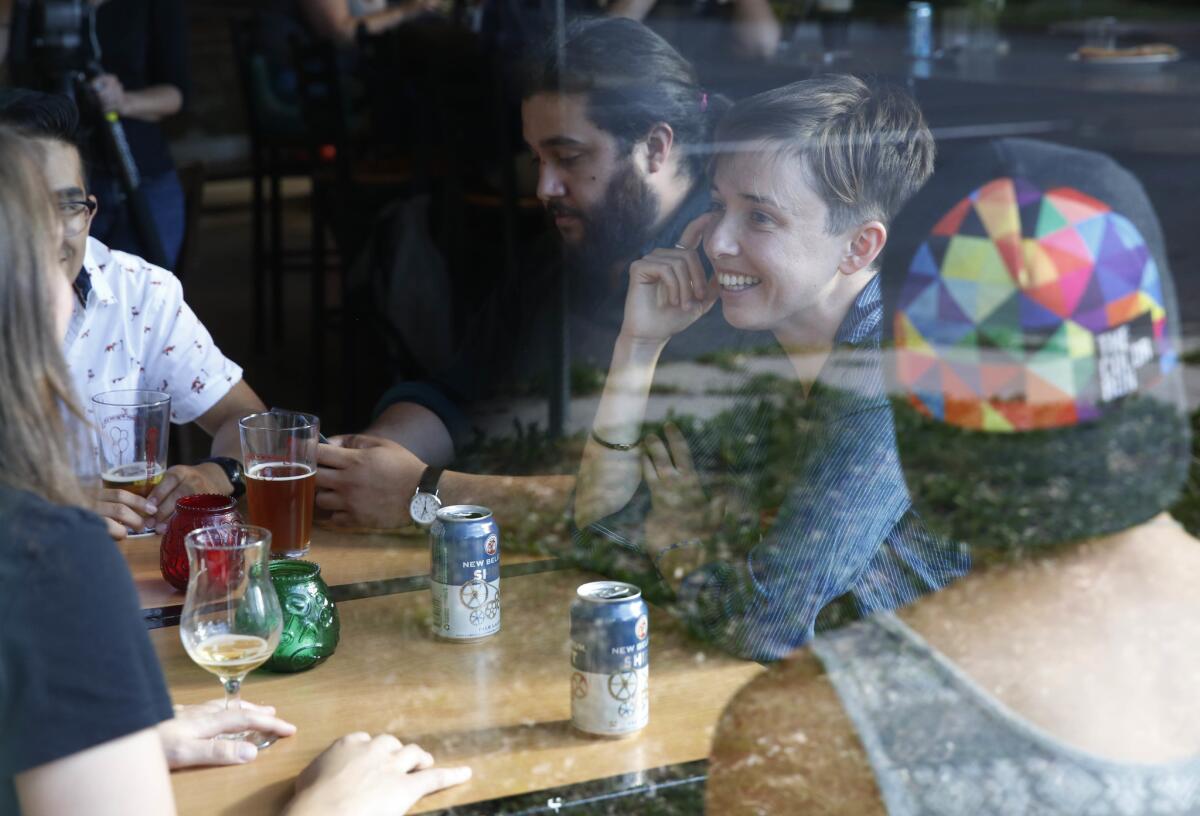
199;456;245;500
409;466;445;527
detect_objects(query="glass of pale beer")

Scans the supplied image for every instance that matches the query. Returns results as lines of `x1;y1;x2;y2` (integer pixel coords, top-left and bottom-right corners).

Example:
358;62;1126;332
180;523;283;749
92;390;171;536
238;410;319;558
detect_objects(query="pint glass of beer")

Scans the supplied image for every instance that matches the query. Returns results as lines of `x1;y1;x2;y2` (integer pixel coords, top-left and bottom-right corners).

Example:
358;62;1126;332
92;390;171;536
239;410;319;558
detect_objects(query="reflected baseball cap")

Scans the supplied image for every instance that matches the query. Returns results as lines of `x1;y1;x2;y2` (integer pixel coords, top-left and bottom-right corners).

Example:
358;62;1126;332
882;138;1189;551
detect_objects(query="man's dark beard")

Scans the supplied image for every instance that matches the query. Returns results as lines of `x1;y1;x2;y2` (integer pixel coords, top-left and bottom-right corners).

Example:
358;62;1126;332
558;159;659;291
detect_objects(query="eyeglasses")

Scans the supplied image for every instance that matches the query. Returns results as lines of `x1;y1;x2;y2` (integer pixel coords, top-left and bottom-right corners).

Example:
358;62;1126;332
58;199;97;238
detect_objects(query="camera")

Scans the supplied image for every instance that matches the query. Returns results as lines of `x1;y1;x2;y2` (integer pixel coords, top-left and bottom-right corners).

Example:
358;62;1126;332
7;0;169;267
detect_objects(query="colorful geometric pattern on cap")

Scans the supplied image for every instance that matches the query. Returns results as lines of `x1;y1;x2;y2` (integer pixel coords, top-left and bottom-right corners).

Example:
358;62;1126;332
894;177;1175;432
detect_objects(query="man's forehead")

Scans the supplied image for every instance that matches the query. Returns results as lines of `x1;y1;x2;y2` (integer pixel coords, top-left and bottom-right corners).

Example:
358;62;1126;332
522;92;604;145
40;138;86;188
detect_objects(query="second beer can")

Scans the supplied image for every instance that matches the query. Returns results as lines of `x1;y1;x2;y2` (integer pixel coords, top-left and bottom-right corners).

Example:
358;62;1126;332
570;581;649;737
430;505;501;642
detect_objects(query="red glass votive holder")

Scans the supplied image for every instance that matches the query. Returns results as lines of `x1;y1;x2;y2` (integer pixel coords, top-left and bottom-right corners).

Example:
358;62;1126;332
160;494;240;591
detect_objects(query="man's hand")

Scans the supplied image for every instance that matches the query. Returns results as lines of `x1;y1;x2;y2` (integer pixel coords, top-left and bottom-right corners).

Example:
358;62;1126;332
642;423;721;587
91;73;128;116
148;463;234;533
93;488;157;541
316;435;426;530
157;700;297;769
286;733;471;816
621;214;718;345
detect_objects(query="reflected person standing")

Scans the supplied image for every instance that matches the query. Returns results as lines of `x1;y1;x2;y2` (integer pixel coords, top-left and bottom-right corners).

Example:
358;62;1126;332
708;138;1200;814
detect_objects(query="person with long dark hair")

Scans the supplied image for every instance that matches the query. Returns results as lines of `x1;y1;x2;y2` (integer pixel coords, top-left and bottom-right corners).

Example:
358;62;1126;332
0;125;470;816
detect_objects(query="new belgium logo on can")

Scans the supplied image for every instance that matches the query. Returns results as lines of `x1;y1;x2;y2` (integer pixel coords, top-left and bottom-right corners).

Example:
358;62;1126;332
570;581;649;736
430;505;500;642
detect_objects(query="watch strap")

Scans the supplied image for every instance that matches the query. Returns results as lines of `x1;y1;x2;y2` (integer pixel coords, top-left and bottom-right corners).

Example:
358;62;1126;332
417;466;444;497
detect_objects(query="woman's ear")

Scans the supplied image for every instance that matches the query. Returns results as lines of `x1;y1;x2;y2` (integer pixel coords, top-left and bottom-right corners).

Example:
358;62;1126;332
839;221;887;275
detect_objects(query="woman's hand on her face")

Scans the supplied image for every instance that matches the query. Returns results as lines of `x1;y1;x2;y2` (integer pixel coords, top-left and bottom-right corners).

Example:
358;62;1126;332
621;214;718;345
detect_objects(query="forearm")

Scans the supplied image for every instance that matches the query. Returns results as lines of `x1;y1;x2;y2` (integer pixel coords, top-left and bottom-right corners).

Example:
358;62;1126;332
439;471;575;554
361;6;422;35
732;0;781;58
575;335;665;527
605;0;657;21
365;402;454;467
316;5;418;43
208;419;243;462
119;85;183;122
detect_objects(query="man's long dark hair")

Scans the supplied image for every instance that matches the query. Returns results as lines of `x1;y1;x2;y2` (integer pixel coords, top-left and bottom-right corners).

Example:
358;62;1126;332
522;18;728;181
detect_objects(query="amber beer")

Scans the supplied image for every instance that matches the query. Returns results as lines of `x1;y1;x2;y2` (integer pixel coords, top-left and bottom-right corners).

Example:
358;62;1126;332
245;462;316;558
101;462;166;498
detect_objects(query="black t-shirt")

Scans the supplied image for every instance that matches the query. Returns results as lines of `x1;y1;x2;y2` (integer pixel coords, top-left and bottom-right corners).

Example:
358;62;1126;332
0;486;173;814
90;0;190;178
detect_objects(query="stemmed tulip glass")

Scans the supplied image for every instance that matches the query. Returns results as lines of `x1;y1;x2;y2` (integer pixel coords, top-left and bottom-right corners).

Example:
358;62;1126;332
180;524;283;749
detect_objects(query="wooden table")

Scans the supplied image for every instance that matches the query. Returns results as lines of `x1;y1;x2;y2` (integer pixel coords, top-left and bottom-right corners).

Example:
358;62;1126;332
121;525;554;626
156;569;763;814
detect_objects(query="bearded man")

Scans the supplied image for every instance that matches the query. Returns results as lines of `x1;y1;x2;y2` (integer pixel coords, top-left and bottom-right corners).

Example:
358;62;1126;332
315;19;761;531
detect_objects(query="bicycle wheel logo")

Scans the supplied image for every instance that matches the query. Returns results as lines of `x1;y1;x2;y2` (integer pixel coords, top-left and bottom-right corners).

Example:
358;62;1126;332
608;669;638;701
460;578;488;609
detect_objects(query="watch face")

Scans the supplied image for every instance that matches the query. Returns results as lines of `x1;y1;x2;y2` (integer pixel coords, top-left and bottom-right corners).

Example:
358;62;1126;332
410;492;441;525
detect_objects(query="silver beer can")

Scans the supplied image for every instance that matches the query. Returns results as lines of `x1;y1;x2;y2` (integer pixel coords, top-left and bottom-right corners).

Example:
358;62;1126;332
570;581;649;737
430;505;501;642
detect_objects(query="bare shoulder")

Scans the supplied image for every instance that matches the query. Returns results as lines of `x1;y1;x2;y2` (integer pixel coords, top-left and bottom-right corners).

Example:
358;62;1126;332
706;648;886;816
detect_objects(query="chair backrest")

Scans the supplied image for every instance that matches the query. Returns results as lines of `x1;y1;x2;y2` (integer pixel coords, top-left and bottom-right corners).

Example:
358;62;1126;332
229;13;307;144
289;37;356;181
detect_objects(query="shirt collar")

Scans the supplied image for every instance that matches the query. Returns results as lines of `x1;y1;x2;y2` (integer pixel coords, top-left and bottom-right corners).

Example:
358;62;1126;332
834;274;883;348
80;236;118;307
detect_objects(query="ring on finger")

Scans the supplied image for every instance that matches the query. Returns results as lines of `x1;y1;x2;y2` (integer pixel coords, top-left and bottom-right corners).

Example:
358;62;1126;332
673;243;688;250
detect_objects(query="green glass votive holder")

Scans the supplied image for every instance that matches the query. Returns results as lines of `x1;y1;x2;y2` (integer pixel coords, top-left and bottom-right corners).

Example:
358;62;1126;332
264;560;340;672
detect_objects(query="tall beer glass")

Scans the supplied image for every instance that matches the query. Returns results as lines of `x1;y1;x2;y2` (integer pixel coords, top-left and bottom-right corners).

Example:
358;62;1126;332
239;410;318;558
92;390;171;536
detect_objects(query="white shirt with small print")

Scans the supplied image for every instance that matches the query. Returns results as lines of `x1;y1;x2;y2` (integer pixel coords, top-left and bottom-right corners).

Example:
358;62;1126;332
65;237;243;477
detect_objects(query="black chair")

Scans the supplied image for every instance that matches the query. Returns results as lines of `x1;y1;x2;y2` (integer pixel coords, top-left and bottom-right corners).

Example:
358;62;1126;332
289;37;414;417
229;13;314;352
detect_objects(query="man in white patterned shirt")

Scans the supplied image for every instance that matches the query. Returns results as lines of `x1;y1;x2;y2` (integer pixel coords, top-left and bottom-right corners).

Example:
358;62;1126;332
0;90;267;539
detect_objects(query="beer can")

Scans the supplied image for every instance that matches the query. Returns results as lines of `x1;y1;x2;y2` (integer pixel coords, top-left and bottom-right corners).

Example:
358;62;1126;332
907;1;933;58
570;581;649;737
430;505;500;642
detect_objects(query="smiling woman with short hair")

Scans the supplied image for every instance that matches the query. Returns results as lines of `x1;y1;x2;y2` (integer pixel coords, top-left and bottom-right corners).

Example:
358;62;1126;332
572;75;967;662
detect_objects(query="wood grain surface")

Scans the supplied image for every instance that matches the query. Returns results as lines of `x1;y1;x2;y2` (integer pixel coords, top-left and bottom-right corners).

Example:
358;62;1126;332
157;570;763;814
120;525;548;611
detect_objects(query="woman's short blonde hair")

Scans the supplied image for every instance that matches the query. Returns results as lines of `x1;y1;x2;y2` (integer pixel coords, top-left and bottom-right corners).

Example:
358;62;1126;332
712;75;935;234
0;126;87;507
